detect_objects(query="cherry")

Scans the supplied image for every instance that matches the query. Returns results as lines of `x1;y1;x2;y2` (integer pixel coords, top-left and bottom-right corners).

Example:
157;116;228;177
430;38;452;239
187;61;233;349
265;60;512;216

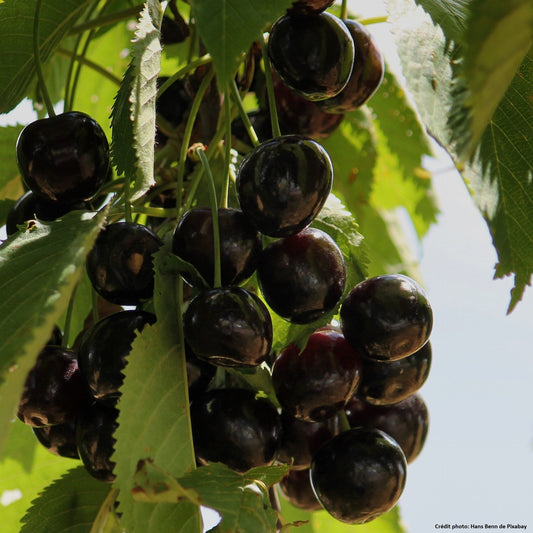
76;402;118;483
279;469;322;511
183;287;273;367
357;341;432;405
268;12;355;101
345;394;429;463
16;111;110;204
171;207;262;287
32;419;79;459
17;346;88;427
77;310;156;404
86;221;163;306
236;135;333;237
340;274;433;361
310;427;407;523
258;228;346;323
185;343;216;400
190;388;281;473
272;326;361;421
277;411;341;469
319;20;385;113
287;0;336;15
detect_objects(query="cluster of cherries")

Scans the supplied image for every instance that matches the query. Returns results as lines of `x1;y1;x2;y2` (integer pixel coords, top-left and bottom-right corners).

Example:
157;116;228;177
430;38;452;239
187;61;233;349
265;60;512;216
10;0;434;527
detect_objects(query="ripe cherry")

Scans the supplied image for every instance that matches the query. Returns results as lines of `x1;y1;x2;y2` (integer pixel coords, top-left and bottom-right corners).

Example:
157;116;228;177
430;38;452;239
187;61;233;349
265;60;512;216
236;135;333;237
77;310;156;404
16;111;110;204
340;274;433;361
86;222;163;306
33;419;79;459
287;0;336;15
310;427;407;523
279;469;322;511
183;287;273;367
171;207;262;287
345;393;429;463
258;228;346;323
190;388;281;473
268;12;355;101
319;20;384;113
272;326;361;421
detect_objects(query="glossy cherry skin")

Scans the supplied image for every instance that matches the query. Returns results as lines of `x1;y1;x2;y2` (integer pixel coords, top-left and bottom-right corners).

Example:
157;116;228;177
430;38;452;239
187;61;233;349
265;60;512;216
183;287;273;367
258;228;346;323
86;222;163;306
5;191;87;236
237;135;333;237
268;12;354;101
272;326;362;422
319;20;384;113
277;411;341;469
310;427;407;524
340;274;433;361
16;111;110;204
17;346;88;427
279;469;322;511
345;393;429;463
287;0;336;15
172;207;262;287
77;310;156;404
357;341;432;405
33;419;79;459
190;388;281;473
76;402;118;483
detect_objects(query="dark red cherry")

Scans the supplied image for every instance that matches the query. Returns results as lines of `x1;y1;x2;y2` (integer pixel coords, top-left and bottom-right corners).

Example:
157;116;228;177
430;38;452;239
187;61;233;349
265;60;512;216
310;427;407;523
279;469;322;511
16;111;110;204
86;222;163;306
272;326;362;422
183;287;273;367
258;228;346;323
185;343;216;400
17;346;88;427
77;310;156;404
268;12;355;101
277;411;341;469
340;274;433;361
357;342;432;405
287;0;336;15
171;207;262;287
32;419;79;459
319;20;384;113
345;394;429;463
190;388;281;473
236;135;333;237
5;191;87;236
76;402;118;483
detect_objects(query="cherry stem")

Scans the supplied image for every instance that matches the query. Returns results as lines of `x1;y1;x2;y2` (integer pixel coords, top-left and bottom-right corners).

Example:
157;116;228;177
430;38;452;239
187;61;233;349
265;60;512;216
338;409;351;432
68;4;144;34
259;33;281;138
220;86;233;209
62;283;79;348
33;0;56;117
176;68;215;217
340;0;348;20
230;79;259;148
360;15;388;25
157;54;212;99
195;146;222;288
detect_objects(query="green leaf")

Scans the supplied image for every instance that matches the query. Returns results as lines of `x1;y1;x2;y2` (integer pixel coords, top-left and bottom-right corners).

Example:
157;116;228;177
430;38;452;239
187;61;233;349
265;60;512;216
129;0;164;201
0;0;93;113
19;466;114;533
411;0;469;44
0;125;24;192
112;246;201;532
449;0;533;157
189;0;295;90
0;209;106;455
132;460;290;533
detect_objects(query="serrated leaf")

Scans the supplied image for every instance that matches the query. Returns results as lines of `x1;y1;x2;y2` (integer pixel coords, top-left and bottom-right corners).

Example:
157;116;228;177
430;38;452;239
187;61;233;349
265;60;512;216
450;0;533;156
0;125;24;191
19;466;114;533
0;0;93;113
129;0;165;201
0;209;106;455
411;0;469;44
132;460;289;533
189;0;295;90
112;246;201;532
